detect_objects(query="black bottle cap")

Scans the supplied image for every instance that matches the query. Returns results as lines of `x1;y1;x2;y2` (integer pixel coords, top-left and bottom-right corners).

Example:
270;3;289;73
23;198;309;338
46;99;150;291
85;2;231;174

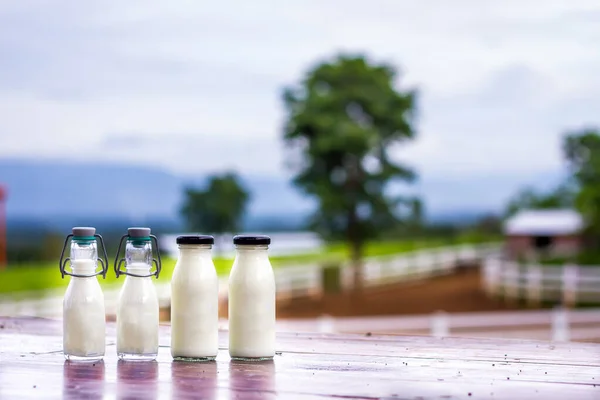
233;235;271;245
176;235;215;245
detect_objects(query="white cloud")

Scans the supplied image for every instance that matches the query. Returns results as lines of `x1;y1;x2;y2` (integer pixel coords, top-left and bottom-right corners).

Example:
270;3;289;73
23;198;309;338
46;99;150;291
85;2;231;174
0;0;599;181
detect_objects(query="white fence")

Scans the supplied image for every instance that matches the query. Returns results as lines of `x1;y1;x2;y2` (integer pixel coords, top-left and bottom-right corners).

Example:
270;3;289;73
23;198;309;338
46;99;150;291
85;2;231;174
275;243;501;301
482;257;600;305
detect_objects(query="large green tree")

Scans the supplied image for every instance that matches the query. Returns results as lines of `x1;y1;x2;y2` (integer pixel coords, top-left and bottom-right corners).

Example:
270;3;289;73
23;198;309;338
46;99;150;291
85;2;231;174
563;127;600;246
180;172;250;248
281;54;419;289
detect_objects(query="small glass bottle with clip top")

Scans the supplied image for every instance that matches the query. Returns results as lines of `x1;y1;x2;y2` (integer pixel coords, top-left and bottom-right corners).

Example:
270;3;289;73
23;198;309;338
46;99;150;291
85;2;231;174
59;226;109;361
114;227;162;361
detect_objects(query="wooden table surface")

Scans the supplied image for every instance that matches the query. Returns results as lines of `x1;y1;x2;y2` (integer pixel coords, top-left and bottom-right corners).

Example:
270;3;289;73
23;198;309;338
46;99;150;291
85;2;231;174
0;317;599;399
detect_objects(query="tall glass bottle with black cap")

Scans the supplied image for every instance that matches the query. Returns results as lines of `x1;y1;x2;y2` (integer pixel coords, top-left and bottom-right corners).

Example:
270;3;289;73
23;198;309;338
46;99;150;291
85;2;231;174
228;235;276;360
113;227;162;361
170;235;219;361
59;226;109;361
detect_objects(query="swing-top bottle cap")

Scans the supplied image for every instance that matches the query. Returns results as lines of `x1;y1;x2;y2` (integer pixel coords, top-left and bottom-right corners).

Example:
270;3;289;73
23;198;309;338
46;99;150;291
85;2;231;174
72;227;96;237
128;227;151;238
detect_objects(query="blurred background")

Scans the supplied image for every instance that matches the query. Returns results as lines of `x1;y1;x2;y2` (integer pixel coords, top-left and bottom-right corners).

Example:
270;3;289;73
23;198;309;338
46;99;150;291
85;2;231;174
1;0;599;342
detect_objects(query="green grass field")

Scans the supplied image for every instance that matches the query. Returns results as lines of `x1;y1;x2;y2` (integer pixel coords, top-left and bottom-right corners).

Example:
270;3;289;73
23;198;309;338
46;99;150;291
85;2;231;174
0;236;496;297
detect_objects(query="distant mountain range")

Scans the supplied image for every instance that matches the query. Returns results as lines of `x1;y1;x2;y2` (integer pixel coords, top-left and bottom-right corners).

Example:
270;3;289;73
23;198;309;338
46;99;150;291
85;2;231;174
0;158;567;238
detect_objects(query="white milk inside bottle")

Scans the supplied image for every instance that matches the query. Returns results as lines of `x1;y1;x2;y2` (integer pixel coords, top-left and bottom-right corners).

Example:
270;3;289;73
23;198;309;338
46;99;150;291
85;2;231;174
115;227;161;361
228;235;276;360
60;227;108;361
171;235;219;360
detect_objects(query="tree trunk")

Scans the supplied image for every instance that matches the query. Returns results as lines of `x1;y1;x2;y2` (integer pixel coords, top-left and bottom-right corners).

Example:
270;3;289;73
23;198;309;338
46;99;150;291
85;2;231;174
345;154;364;293
350;239;364;292
347;202;363;292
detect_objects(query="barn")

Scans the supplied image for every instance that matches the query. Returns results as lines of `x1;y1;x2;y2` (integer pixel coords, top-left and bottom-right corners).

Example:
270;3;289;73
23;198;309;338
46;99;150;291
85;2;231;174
503;209;584;259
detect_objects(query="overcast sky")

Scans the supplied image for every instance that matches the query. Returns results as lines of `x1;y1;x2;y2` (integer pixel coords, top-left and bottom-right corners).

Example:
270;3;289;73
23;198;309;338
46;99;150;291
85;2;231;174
0;0;599;182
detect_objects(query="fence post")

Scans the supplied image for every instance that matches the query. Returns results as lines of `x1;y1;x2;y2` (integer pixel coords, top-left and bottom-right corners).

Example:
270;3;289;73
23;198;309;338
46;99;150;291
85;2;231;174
482;257;500;296
371;260;383;286
424;251;434;277
340;263;352;291
409;253;419;280
551;306;570;342
526;264;542;307
437;248;447;274
430;310;449;338
318;314;335;334
415;252;426;278
504;262;520;304
429;249;439;274
390;257;403;282
562;264;578;307
459;245;466;264
382;258;391;281
467;245;475;263
445;248;456;272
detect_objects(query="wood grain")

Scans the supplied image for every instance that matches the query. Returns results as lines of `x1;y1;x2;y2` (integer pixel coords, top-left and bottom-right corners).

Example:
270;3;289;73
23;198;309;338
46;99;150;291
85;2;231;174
0;317;599;399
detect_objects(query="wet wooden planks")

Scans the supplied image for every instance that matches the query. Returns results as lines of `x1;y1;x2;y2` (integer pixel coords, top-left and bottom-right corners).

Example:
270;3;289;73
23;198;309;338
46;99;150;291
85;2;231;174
0;317;599;399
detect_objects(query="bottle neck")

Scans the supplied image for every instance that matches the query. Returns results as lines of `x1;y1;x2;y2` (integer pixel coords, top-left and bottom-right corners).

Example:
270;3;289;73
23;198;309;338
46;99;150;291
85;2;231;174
125;240;152;267
126;262;151;271
178;244;213;256
70;259;97;275
70;240;97;261
234;245;270;263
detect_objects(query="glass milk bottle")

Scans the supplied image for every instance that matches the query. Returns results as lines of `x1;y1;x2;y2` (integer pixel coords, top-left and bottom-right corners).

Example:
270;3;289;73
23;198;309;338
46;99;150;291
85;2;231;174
228;235;276;360
59;227;109;361
171;235;219;361
114;227;162;361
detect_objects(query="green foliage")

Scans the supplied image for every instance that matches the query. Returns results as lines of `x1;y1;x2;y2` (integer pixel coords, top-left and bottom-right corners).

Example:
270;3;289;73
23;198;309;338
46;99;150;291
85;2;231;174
504;184;575;217
457;229;501;245
40;232;66;262
563;127;600;243
575;250;600;265
7;246;43;264
521;250;600;266
180;172;250;235
281;53;419;261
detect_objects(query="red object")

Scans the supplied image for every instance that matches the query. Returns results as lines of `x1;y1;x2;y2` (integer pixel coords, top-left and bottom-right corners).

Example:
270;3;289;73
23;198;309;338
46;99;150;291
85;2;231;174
0;184;6;268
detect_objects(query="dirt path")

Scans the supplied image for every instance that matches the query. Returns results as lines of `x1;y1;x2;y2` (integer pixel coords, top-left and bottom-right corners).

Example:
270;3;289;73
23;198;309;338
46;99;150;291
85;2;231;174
272;267;519;319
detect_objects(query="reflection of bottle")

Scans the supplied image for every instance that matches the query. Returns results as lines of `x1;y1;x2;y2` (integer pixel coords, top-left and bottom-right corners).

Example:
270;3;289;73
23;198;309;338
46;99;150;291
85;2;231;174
171;360;217;399
229;360;276;399
117;360;158;400
63;360;105;399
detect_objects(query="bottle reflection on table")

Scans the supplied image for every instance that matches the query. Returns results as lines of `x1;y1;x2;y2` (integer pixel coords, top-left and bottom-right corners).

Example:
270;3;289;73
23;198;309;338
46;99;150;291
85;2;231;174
229;360;276;400
63;360;105;400
171;360;217;399
117;359;158;400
